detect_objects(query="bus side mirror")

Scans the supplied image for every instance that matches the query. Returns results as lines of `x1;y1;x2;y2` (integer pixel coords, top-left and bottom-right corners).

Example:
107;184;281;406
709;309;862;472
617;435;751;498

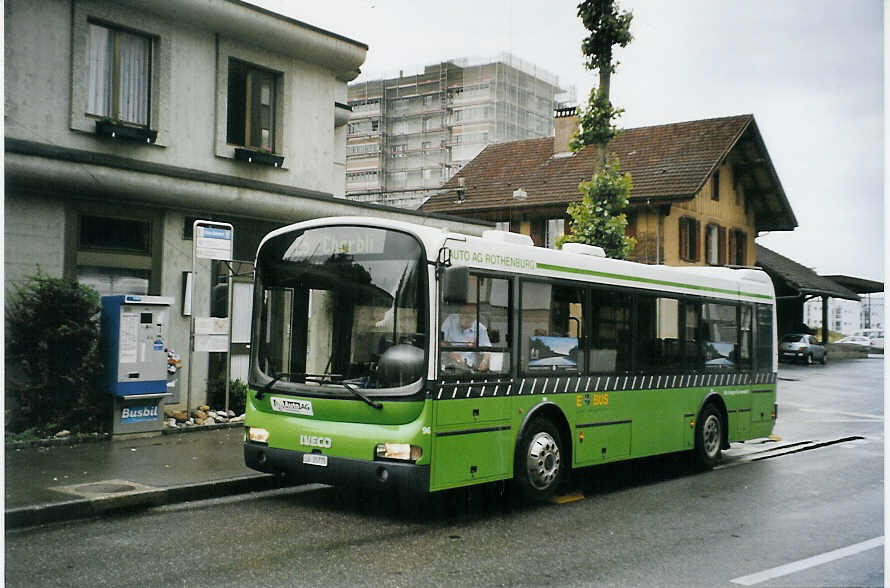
441;266;469;304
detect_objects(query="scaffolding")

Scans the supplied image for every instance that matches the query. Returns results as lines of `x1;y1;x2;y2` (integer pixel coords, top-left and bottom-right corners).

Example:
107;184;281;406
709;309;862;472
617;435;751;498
345;53;564;208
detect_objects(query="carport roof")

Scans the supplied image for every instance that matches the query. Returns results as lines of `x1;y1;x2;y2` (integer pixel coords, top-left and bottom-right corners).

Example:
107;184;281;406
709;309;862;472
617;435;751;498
755;245;861;301
819;275;884;294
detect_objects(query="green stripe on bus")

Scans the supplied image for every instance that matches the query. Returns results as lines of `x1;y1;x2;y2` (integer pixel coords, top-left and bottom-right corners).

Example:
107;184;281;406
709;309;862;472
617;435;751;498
535;262;773;300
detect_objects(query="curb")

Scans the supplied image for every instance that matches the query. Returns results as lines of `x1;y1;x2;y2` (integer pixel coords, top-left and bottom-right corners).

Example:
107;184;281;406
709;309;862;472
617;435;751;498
5;422;243;450
5;473;295;530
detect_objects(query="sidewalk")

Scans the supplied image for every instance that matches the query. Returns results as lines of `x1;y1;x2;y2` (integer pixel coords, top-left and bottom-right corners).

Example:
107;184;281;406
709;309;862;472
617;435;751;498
5;426;294;529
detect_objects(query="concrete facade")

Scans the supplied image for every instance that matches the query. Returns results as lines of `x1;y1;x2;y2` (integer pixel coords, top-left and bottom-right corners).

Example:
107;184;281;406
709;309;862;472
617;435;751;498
5;0;490;409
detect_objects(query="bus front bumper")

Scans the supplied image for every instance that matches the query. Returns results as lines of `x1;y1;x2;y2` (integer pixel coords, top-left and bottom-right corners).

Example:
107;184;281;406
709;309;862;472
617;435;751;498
244;442;430;494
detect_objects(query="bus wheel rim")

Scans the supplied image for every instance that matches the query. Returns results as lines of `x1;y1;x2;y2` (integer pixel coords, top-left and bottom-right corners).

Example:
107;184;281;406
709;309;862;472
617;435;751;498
703;414;721;457
526;431;560;490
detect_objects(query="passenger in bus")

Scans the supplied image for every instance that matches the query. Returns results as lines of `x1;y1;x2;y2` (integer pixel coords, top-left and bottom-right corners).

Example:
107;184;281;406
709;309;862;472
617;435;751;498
441;304;490;372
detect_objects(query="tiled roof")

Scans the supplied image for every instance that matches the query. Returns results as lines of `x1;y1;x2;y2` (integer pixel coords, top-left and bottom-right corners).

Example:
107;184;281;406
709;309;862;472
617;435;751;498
756;245;861;301
422;114;756;213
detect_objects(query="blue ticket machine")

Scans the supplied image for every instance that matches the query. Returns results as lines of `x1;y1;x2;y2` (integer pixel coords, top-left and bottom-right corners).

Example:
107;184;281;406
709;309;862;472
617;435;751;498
101;295;174;435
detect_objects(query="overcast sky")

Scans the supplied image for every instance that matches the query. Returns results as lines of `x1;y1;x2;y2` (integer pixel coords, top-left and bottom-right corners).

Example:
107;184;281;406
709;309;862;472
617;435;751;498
252;0;884;283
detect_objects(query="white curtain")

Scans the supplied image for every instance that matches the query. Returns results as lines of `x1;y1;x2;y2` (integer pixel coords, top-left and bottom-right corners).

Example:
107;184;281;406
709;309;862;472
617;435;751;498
86;24;112;117
86;24;150;125
117;30;150;125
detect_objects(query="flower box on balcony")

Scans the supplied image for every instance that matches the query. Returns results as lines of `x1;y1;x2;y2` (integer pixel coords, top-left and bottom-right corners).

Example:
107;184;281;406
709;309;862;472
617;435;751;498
233;147;285;168
95;120;158;144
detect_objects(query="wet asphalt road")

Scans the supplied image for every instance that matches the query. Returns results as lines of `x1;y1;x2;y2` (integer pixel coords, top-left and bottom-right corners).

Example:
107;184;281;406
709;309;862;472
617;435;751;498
6;358;883;587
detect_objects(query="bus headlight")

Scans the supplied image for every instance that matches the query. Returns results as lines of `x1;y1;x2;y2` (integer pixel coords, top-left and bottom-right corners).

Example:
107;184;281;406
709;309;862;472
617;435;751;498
375;443;422;462
248;427;270;444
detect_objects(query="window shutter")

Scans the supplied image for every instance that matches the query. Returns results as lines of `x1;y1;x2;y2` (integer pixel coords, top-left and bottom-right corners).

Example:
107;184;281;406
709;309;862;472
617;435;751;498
738;231;747;265
679;218;688;260
718;226;726;265
694;220;701;261
728;230;737;265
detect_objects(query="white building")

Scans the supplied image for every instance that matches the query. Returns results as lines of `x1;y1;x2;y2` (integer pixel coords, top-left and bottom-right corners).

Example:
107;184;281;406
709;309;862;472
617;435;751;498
5;0;487;407
803;295;884;337
345;54;565;208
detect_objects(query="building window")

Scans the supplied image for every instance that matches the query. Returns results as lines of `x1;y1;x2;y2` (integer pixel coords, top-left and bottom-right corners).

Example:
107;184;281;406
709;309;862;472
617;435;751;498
678;217;700;262
705;223;726;266
227;58;279;151
729;229;747;265
711;171;720;201
546;218;565;249
86;22;152;126
76;214;153;297
80;215;151;253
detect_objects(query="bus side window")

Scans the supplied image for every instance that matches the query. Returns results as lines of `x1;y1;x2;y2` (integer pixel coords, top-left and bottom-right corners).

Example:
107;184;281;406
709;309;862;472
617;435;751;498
739;304;753;371
754;304;773;371
701;302;738;370
589;289;632;373
440;274;511;374
634;295;681;373
520;281;584;373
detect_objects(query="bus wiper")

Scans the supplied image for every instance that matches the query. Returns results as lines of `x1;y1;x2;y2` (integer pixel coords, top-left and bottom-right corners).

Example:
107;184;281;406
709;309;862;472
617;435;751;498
257;372;343;399
333;380;383;410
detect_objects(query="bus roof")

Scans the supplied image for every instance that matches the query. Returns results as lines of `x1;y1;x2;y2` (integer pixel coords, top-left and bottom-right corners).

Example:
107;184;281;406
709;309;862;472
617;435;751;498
260;216;775;303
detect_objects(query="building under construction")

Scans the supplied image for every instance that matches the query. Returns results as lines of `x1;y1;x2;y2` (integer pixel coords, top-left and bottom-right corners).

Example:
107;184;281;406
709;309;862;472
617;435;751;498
345;53;565;208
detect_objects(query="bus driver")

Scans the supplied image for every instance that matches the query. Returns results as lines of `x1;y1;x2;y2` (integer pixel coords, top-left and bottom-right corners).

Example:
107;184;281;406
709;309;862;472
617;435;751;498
441;304;490;372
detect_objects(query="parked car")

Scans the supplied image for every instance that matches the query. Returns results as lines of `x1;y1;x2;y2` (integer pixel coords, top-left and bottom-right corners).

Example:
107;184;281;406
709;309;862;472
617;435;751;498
837;335;872;346
779;334;827;364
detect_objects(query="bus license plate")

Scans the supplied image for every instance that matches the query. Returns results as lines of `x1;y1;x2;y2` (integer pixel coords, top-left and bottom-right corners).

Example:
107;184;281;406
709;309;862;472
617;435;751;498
303;454;328;467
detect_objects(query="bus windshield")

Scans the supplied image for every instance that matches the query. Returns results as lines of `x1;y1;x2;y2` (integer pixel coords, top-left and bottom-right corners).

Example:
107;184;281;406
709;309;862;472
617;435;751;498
252;226;427;392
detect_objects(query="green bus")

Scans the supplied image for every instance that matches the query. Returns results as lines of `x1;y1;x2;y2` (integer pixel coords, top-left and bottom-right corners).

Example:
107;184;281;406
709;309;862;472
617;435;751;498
244;217;777;500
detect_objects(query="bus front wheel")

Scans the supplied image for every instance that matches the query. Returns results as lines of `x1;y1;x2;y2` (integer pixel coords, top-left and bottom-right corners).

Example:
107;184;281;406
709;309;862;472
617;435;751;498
515;418;565;502
694;404;724;469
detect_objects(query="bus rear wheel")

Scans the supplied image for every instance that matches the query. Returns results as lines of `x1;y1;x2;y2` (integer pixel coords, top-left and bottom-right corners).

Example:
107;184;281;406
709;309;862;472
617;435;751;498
694;404;724;469
515;418;565;502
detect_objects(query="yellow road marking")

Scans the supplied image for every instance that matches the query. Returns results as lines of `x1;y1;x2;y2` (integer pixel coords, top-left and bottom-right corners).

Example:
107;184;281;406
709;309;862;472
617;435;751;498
552;491;584;504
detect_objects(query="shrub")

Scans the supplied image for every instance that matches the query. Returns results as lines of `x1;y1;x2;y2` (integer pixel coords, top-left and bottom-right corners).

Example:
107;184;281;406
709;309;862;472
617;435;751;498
5;272;109;435
206;371;248;415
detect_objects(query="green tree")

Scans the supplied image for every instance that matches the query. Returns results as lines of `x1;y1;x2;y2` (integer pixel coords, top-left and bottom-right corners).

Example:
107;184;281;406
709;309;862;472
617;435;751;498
559;157;636;259
5;271;108;435
560;0;636;259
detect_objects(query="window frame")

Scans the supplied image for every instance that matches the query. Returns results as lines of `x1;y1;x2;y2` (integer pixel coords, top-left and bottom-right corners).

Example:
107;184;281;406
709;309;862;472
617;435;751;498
439;270;513;377
519;277;586;376
678;216;701;262
66;204;163;296
70;4;170;143
215;38;290;164
729;229;747;266
225;57;282;153
86;21;153;127
705;223;727;266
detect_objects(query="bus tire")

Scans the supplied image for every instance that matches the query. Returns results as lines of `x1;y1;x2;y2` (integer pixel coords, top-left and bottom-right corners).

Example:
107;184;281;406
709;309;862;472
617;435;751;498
515;418;565;502
694;404;724;469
